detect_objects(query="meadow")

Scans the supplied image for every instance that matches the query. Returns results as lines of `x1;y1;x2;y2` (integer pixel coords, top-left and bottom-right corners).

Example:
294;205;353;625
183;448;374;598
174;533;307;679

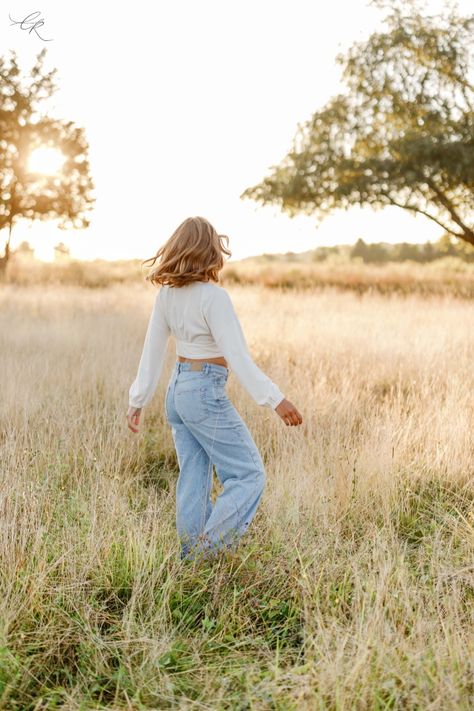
0;270;473;709
5;252;474;298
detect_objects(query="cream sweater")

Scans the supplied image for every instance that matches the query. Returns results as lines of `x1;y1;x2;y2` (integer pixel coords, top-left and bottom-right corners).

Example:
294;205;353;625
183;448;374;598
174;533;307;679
128;281;285;410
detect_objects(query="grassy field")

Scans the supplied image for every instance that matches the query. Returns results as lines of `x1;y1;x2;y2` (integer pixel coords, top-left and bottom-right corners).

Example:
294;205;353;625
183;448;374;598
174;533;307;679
4;252;474;298
0;280;473;709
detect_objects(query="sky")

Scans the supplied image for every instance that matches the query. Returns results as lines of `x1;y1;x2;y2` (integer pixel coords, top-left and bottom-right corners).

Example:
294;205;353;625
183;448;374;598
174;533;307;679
1;0;471;262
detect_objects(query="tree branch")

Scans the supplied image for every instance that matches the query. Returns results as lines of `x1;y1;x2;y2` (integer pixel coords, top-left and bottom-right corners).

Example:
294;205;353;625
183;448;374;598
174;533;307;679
379;190;464;238
424;176;474;239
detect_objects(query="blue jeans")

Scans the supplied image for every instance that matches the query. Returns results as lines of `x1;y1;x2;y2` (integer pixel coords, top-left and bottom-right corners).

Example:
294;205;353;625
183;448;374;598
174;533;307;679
165;361;266;561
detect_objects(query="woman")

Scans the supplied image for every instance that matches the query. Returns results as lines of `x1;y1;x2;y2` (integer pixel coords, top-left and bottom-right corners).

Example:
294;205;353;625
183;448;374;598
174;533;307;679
126;216;303;561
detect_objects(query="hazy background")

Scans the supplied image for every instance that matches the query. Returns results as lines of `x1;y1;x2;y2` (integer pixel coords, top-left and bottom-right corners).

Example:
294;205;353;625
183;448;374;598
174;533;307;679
2;0;472;261
2;4;474;706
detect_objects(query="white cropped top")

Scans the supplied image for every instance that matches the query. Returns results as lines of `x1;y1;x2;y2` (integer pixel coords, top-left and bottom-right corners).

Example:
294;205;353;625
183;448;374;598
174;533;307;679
128;281;285;410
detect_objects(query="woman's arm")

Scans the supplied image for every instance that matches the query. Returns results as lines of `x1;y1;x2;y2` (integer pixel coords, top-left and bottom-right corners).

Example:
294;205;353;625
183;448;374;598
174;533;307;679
203;287;285;409
129;289;170;409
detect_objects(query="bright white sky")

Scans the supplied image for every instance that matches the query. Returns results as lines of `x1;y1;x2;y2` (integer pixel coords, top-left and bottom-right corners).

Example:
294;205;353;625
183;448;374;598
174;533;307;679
2;0;470;261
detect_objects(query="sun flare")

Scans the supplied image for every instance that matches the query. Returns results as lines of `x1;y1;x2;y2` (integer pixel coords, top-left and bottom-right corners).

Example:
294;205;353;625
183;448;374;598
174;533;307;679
28;147;65;175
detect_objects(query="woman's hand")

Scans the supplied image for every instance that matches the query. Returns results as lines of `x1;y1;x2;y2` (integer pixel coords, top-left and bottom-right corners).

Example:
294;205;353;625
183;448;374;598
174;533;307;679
275;398;303;426
127;406;142;433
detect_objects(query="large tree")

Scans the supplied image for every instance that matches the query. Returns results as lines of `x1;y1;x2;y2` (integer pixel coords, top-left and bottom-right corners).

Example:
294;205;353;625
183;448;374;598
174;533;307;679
0;49;94;275
240;0;474;247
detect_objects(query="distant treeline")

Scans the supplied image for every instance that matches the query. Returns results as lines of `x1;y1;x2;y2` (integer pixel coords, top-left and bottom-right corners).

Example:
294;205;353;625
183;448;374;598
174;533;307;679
259;235;474;265
318;235;474;264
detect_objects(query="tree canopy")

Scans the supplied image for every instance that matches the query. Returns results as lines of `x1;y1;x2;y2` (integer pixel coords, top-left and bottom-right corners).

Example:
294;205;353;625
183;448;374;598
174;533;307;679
0;49;94;273
240;0;474;247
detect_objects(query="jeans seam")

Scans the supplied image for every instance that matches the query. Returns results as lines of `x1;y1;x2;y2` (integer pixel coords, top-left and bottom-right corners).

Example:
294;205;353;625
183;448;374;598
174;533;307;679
165;378;174;421
233;423;264;474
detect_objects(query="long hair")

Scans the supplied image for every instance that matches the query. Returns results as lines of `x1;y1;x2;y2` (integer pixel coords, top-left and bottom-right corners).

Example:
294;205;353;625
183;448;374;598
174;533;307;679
142;216;232;288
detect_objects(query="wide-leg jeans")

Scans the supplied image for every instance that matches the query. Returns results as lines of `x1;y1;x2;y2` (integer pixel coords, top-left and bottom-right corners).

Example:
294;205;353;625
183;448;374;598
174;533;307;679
165;361;266;560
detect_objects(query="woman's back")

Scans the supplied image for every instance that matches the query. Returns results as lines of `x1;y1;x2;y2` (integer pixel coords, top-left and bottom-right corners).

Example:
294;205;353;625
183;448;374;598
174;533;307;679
160;281;228;359
129;280;285;410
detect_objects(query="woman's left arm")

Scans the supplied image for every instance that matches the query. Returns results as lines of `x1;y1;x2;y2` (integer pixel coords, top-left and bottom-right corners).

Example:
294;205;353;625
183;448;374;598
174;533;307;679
128;289;171;413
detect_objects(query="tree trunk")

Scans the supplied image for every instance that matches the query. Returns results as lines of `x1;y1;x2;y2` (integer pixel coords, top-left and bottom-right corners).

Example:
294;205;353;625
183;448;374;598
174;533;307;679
424;179;474;247
459;230;474;248
0;222;14;281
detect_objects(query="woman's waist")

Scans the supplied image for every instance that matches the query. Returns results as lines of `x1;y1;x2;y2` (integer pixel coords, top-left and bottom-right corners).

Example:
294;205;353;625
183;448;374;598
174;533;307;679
175;339;224;358
177;354;228;368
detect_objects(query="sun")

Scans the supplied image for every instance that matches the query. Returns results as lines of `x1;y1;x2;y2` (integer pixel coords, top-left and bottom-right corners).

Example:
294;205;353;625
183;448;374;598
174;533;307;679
28;147;65;175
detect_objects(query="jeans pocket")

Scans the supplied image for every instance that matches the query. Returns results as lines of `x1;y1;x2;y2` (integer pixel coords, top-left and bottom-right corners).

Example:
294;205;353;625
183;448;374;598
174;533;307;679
175;386;208;424
211;374;228;402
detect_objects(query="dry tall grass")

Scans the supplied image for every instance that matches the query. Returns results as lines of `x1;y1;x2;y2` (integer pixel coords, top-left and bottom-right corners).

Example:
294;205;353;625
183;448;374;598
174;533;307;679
222;257;474;298
0;282;473;709
4;252;474;298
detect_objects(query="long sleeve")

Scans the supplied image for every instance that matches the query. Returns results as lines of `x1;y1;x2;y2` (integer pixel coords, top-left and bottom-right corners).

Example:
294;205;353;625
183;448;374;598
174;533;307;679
129;289;170;408
203;288;285;409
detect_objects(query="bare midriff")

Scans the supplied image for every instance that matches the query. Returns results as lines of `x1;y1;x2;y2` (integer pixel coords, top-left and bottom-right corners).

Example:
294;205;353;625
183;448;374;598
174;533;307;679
177;355;228;368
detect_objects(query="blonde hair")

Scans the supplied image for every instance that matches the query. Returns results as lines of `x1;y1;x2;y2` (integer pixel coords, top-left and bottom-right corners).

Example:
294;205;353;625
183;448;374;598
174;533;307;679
142;216;232;288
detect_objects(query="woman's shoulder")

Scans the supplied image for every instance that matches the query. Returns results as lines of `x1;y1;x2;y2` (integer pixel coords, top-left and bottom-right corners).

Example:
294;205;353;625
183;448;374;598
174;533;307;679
158;280;231;307
200;280;232;303
201;281;230;299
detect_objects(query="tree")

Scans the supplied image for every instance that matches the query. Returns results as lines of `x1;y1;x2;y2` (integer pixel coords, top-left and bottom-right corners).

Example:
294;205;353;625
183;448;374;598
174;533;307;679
421;240;435;262
0;49;94;277
365;242;389;263
437;233;458;256
392;241;421;261
350;238;369;261
16;240;35;258
54;241;70;261
240;0;474;248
